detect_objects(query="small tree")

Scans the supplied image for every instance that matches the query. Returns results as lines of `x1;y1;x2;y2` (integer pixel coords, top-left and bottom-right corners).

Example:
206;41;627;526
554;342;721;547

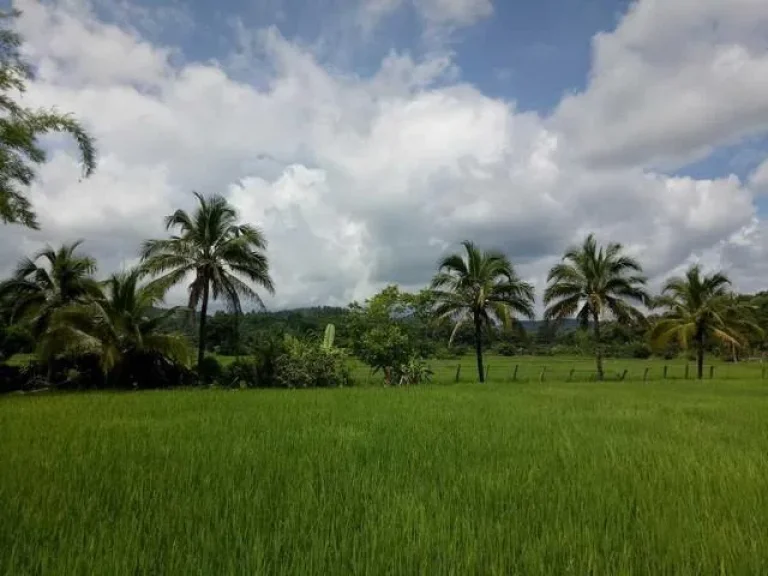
650;265;762;379
0;241;101;380
358;325;413;384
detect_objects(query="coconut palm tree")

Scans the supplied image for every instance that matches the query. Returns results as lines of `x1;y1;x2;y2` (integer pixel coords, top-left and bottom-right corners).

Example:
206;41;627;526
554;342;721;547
544;234;648;380
141;192;274;373
0;241;101;339
650;265;761;379
43;269;190;382
0;241;101;380
431;241;534;383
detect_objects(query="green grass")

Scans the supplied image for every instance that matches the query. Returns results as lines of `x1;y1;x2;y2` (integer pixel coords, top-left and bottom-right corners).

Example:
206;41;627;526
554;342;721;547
212;352;768;383
4;353;34;367
2;382;768;574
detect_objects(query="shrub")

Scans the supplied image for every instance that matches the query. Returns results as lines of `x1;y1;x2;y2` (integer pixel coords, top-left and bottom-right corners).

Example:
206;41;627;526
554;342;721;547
630;343;653;359
223;359;259;388
494;342;518;357
197;356;224;385
0;364;30;393
275;339;351;388
393;357;433;386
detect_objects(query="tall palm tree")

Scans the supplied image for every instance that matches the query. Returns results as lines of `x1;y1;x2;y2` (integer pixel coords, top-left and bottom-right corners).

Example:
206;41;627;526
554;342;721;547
650;265;761;379
431;241;534;383
44;269;190;379
141;192;275;373
544;234;648;380
0;241;101;339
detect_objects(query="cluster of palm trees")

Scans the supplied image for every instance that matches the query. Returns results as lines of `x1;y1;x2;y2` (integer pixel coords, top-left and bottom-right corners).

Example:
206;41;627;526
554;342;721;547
0;193;274;384
432;236;761;382
0;189;758;386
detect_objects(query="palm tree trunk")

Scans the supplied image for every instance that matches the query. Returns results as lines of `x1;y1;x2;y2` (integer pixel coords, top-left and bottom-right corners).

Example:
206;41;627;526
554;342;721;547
474;312;485;383
697;329;705;380
197;280;210;376
593;311;604;380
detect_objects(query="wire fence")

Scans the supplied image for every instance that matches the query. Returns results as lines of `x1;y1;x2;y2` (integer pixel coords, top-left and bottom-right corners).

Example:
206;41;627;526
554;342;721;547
420;361;768;384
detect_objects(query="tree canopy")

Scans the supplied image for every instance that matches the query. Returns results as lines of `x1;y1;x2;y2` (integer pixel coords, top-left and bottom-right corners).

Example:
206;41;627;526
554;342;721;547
0;10;96;228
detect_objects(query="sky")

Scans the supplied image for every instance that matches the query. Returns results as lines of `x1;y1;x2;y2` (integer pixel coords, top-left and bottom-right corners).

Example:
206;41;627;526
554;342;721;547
4;0;768;310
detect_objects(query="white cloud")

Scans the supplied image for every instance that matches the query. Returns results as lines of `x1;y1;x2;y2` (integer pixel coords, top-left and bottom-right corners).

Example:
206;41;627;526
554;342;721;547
2;0;766;311
554;0;768;170
750;158;768;193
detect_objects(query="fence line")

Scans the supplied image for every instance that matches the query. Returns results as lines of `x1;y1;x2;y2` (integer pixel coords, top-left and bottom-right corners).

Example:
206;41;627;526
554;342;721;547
429;361;765;383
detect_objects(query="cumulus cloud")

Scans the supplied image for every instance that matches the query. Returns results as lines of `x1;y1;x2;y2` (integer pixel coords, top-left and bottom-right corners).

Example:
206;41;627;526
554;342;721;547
2;0;766;311
554;0;768;170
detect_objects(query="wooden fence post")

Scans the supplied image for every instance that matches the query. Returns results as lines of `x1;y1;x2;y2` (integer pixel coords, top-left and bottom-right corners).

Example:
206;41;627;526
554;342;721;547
512;364;519;382
709;365;715;379
663;365;668;379
455;364;461;383
643;367;649;383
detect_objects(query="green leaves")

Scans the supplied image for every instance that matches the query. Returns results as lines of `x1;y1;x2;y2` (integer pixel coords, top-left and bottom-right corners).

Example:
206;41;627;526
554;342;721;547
0;11;96;229
650;265;762;354
322;323;336;350
141;192;274;370
431;241;535;328
430;241;535;382
544;234;648;324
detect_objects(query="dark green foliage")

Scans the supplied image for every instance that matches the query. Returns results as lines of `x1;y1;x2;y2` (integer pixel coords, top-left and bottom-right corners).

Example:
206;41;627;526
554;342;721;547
0;364;27;392
197;356;224;385
0;11;96;228
222;359;260;388
0;241;102;345
0;322;32;360
494;342;518;357
434;344;469;359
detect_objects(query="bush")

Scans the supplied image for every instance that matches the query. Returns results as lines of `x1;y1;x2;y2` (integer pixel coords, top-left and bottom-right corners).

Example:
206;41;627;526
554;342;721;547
630;343;652;359
197;356;224;385
392;357;433;386
275;339;351;388
0;364;30;393
494;342;518;357
223;359;259;388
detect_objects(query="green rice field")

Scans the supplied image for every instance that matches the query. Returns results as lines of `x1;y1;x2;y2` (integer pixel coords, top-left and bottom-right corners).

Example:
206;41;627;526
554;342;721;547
2;379;768;574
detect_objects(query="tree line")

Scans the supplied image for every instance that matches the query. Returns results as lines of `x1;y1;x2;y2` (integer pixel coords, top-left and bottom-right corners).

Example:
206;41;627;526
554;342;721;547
0;10;764;389
0;212;763;388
